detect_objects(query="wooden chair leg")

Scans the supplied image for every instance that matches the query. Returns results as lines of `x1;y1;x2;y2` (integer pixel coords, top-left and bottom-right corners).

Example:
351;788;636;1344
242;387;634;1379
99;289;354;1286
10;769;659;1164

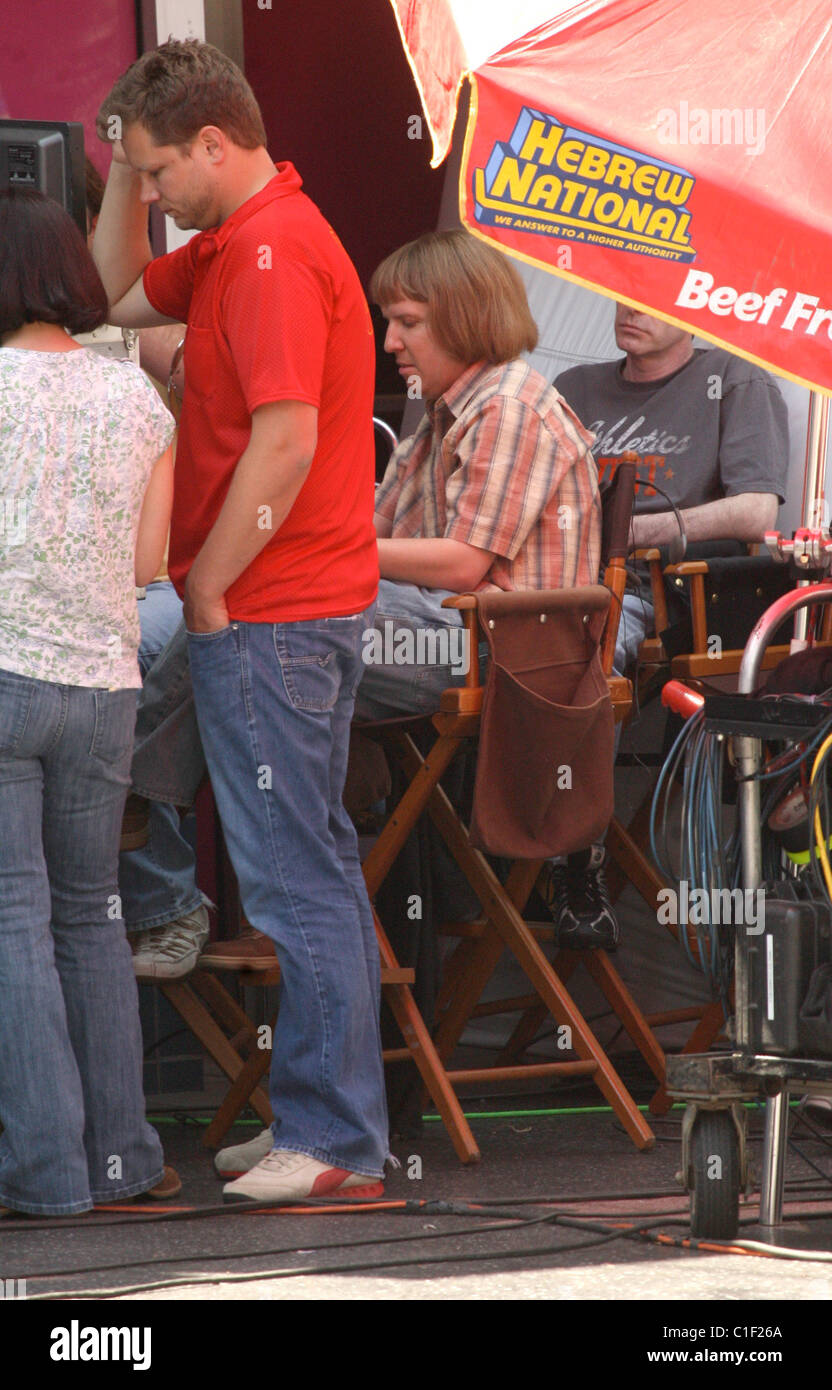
421;781;655;1150
203;1012;276;1148
160;980;273;1125
494;948;582;1066
452;908;655;1148
434;934;482;1019
190;968;265;1040
580;948;666;1084
433;922;508;1063
373;911;481;1164
492;939;665;1087
362;729;463;897
494;1002;548;1066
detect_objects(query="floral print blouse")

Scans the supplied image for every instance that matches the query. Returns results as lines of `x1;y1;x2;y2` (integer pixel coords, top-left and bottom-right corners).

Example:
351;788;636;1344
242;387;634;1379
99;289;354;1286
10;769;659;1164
0;347;174;689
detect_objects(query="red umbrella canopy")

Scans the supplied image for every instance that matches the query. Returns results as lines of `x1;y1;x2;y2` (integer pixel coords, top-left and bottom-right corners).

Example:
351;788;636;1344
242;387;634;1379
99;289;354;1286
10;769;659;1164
394;0;832;394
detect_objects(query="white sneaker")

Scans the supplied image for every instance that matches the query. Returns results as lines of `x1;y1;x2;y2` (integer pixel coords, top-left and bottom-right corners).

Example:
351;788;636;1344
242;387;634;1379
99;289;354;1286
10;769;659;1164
222;1149;384;1204
214;1127;276;1178
131;905;210;981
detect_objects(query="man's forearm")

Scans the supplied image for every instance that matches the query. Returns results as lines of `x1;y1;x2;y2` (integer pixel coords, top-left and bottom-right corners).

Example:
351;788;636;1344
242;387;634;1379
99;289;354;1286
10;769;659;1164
93;159;152;306
377;536;494;591
630;492;779;548
185;440;312;601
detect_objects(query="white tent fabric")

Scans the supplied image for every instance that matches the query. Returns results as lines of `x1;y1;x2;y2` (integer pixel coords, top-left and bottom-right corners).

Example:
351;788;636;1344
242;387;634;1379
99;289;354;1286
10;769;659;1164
443;0;584;73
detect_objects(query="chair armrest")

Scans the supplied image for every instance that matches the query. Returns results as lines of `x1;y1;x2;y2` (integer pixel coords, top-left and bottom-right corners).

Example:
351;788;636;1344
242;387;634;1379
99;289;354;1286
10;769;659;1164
664;560;709;577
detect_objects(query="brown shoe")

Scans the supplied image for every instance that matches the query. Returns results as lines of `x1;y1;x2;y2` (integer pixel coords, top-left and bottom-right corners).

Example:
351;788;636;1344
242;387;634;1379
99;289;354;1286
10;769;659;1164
198;925;278;973
145;1165;182;1200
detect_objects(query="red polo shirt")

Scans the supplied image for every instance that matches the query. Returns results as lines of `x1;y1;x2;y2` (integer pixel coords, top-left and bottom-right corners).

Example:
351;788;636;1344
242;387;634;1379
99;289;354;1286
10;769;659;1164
143;162;378;621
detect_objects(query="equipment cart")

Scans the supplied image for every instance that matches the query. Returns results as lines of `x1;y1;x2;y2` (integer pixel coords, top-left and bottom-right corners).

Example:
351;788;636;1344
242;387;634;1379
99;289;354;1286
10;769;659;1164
667;574;832;1242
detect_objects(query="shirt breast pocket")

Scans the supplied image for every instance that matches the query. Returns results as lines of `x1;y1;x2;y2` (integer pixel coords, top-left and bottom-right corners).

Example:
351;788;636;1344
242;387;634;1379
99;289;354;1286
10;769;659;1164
184;323;218;405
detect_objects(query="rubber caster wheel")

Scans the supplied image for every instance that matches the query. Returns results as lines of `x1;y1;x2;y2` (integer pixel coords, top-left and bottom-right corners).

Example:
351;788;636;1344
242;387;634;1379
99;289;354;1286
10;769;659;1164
689;1109;740;1242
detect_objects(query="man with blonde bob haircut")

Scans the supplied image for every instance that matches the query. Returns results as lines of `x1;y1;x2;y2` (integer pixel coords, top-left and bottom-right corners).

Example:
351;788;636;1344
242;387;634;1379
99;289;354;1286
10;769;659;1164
354;228;602;722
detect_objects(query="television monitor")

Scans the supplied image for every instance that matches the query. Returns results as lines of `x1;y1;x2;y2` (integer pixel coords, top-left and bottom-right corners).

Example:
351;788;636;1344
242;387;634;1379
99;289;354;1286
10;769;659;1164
0;118;86;234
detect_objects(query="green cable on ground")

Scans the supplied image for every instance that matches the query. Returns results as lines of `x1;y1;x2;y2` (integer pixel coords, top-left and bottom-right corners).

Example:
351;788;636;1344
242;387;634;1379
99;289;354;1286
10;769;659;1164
423;1104;674;1120
422;1098;803;1121
147;1098;805;1126
145;1103;685;1124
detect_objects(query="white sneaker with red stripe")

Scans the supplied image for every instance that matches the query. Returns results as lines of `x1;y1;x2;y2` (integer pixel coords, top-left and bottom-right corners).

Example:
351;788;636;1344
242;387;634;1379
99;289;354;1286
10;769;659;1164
214;1127;275;1178
222;1149;384;1203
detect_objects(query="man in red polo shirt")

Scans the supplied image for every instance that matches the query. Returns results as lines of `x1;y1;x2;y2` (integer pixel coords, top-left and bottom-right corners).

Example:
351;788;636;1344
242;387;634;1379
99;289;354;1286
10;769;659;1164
94;39;388;1203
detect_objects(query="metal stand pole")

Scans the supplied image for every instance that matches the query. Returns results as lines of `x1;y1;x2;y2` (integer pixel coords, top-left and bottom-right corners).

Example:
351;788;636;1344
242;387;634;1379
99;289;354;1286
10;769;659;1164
759;1091;789;1227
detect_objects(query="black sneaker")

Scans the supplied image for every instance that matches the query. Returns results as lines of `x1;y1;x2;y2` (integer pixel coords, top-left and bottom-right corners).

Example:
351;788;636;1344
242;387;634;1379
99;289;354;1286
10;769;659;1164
541;846;620;951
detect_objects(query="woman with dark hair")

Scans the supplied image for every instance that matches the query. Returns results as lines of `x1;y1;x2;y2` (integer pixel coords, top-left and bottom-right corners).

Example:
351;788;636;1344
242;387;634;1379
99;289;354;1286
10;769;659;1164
0;188;177;1215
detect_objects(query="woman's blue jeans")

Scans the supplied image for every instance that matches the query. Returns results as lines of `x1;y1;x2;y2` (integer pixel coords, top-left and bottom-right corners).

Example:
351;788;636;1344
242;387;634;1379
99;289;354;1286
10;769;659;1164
186;612;389;1178
0;669;165;1214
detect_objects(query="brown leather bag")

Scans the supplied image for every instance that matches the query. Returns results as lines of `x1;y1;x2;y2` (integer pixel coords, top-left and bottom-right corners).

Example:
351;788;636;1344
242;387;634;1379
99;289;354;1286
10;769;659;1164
469;585;614;858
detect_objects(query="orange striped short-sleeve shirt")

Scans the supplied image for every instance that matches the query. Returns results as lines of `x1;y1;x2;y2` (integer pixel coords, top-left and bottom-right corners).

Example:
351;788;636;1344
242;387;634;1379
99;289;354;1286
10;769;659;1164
375;359;600;590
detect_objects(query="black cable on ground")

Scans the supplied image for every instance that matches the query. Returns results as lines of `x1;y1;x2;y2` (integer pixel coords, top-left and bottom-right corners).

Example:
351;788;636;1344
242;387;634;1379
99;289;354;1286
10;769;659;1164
27;1199;832;1301
11;1205;578;1283
27;1224;631;1301
19;1196;725;1287
13;1184;832;1298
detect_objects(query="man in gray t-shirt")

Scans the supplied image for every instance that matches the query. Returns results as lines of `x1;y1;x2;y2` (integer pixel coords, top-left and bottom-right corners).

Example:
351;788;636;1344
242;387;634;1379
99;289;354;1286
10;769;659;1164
542;303;789;951
555;302;789;669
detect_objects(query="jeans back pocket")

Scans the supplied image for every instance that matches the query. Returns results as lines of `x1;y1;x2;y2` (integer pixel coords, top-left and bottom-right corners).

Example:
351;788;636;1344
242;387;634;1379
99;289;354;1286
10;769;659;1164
89;688;138;769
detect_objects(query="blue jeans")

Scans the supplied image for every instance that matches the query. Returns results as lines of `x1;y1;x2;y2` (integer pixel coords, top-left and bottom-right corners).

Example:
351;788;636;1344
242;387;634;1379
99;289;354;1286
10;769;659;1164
119;582;203;930
614;591;655;678
0;670;165;1214
187;612;388;1177
130;590;205;807
354;579;473;720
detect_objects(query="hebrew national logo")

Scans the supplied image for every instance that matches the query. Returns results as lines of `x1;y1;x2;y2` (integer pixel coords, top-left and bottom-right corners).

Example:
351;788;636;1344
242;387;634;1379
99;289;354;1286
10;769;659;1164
473;107;696;264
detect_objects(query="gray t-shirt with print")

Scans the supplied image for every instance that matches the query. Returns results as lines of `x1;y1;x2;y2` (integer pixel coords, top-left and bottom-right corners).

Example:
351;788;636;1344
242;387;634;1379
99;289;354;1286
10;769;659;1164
554;348;789;515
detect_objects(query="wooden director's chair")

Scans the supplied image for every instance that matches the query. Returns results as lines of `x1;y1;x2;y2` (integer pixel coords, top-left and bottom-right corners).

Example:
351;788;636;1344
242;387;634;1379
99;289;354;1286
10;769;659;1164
407;462;665;1122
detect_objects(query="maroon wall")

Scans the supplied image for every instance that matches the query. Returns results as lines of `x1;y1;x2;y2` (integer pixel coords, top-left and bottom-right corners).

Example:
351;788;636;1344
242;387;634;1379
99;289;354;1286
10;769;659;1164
241;0;445;292
0;0;137;178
